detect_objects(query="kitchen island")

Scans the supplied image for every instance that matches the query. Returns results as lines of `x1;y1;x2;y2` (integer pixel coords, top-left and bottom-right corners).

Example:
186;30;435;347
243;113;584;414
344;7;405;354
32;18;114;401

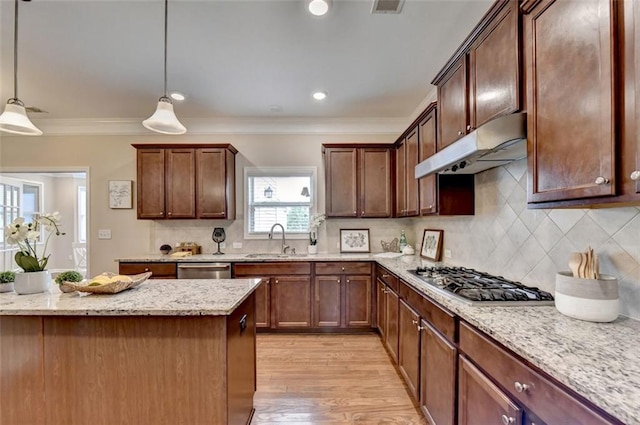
0;278;261;425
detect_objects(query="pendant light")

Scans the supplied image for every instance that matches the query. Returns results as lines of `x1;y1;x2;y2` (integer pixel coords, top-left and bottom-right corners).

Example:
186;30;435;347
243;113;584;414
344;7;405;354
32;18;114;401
0;0;42;136
142;0;186;135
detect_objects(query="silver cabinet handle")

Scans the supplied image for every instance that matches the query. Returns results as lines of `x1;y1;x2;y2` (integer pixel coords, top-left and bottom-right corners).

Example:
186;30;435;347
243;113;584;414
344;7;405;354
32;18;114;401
412;319;418;325
595;176;610;185
457;130;463;136
514;381;530;393
631;171;640;181
466;125;471;131
382;274;390;278
501;415;515;425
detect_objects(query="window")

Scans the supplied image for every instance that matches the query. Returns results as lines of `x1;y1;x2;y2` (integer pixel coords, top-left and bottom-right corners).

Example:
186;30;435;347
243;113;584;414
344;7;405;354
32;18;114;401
245;167;316;238
0;183;20;250
77;186;87;243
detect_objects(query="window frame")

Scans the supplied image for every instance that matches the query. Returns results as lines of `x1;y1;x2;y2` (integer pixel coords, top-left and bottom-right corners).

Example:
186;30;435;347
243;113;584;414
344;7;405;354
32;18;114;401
244;166;318;240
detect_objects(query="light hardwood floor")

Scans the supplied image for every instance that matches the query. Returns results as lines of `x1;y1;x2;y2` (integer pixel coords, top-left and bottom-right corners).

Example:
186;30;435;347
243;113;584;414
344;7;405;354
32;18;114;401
253;334;428;425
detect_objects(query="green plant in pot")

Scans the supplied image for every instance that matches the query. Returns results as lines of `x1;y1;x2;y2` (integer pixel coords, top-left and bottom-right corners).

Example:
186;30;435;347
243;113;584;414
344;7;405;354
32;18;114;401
55;270;84;293
4;212;66;294
0;271;16;293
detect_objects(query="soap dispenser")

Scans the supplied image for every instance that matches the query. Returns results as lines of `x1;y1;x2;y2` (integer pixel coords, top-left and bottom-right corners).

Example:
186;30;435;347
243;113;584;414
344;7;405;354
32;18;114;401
399;230;408;252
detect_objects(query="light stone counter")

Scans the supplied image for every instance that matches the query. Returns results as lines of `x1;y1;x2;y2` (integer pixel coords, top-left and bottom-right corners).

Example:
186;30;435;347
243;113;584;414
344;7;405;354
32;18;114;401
0;278;261;316
115;253;640;424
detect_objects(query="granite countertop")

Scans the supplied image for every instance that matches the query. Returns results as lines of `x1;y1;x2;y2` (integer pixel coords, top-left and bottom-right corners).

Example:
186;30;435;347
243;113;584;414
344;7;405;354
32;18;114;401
115;252;639;424
0;278;261;316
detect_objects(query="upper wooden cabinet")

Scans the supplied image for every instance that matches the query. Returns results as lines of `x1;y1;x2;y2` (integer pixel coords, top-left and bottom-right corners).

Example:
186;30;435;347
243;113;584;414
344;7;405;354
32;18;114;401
417;103;475;216
323;145;393;218
524;0;617;204
396;128;420;217
133;144;237;220
433;0;521;150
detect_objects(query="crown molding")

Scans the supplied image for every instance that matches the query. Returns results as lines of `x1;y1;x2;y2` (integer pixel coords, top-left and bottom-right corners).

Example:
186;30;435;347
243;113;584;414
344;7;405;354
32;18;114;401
406;86;437;128
28;116;408;136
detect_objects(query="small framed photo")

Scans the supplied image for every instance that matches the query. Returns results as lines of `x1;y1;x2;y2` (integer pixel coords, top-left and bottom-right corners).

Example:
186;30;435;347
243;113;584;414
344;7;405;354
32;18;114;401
340;229;370;253
109;180;133;209
420;229;444;261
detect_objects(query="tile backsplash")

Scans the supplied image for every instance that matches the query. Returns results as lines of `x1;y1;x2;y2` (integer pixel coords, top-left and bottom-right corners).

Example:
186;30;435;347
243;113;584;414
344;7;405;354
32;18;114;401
151;158;639;319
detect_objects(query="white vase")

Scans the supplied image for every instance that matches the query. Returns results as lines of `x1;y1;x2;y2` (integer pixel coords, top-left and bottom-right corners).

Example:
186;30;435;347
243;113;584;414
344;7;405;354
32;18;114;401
13;270;51;295
0;282;14;293
308;245;318;255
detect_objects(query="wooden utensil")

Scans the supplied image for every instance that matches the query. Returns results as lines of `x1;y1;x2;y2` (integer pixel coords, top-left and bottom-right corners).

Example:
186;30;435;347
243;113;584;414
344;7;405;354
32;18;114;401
578;252;587;278
568;252;582;278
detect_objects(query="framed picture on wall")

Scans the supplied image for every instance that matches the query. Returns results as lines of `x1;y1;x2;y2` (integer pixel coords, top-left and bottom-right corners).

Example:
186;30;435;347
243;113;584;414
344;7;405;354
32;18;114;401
420;229;443;261
340;229;370;253
109;180;133;209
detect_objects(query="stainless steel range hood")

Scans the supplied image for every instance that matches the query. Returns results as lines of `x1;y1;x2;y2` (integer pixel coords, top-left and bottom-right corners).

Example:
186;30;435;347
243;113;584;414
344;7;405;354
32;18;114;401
415;113;527;178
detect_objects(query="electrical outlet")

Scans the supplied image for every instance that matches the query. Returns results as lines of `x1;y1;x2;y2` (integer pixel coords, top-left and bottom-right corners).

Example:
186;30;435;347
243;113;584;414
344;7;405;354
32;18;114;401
220;242;226;248
98;229;111;239
444;249;452;259
233;242;243;249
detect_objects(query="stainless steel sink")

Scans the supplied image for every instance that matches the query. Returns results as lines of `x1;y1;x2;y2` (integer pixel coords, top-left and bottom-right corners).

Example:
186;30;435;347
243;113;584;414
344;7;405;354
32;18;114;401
245;253;307;259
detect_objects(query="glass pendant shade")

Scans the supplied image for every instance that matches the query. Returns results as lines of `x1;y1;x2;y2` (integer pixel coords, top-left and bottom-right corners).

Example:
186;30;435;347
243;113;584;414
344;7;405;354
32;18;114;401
142;97;186;135
0;100;43;136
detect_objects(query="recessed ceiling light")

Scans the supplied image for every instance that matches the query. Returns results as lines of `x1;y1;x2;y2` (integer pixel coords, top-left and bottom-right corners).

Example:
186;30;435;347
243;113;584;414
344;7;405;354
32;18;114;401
170;92;185;101
313;91;327;100
308;0;331;16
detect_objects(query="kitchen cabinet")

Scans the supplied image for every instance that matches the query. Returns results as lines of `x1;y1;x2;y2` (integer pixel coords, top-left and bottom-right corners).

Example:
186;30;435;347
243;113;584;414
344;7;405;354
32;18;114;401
622;0;640;201
376;266;400;363
233;262;311;330
395;128;420;217
458;355;522;425
119;262;177;279
459;321;620;425
420;319;457;425
313;262;373;328
523;0;616;204
323;145;393;218
398;298;420;400
433;0;520;150
417;103;475;216
133;144;237;220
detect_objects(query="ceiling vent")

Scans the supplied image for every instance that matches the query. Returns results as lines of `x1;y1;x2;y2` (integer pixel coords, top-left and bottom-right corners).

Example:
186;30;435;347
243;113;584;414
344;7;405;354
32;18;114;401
371;0;404;14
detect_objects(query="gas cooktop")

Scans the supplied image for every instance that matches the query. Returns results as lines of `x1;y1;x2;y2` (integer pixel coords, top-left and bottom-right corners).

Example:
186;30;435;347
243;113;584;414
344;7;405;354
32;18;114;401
407;266;554;306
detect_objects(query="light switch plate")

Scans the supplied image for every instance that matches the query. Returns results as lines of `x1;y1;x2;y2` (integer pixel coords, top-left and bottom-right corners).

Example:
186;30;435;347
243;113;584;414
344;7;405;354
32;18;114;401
233;242;243;249
98;229;112;239
444;249;452;259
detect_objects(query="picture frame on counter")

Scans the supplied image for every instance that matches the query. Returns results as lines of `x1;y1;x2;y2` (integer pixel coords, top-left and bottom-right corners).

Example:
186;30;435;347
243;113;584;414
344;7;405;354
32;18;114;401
420;229;443;261
340;229;370;253
109;180;133;209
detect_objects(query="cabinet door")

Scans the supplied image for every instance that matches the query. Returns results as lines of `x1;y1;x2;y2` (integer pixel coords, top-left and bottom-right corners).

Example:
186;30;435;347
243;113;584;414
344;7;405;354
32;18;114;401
421;319;457;425
419;108;437;215
255;278;271;328
405;127;420;217
395;140;407;217
398;299;420;401
469;0;520;129
458;356;522;425
376;279;386;338
136;149;165;219
325;148;358;217
384;286;399;364
314;276;342;328
196;148;229;219
359;148;392;218
273;276;311;328
438;56;468;151
345;275;372;328
165;149;196;219
525;0;616;203
624;0;640;197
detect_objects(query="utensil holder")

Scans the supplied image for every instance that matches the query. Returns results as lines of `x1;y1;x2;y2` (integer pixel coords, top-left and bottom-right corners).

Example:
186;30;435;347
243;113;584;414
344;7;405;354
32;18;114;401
555;271;619;322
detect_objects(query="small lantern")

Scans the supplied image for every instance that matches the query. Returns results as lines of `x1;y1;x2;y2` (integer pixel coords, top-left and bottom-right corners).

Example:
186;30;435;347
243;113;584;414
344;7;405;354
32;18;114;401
264;186;273;199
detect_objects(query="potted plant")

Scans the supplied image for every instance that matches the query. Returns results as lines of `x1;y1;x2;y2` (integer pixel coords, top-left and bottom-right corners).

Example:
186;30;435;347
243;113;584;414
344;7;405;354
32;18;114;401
4;212;66;294
54;270;84;293
0;271;16;293
308;213;326;255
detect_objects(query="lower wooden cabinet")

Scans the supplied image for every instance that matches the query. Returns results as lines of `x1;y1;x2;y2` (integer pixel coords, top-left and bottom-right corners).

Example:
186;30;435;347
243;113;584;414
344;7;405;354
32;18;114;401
384;285;400;364
272;276;312;328
376;278;386;339
254;278;270;328
420;319;457;425
344;275;372;327
119;262;177;279
314;276;342;327
458;355;522;425
398;299;421;400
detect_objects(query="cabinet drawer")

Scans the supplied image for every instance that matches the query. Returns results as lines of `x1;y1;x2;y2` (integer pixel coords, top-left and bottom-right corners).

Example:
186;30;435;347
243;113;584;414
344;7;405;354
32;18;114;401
376;265;399;292
233;262;311;276
400;281;456;343
118;262;177;278
459;322;617;425
315;262;371;275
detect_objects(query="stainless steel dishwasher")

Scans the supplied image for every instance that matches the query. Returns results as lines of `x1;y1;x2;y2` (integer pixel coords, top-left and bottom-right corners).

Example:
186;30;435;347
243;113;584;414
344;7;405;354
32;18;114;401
176;263;231;279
